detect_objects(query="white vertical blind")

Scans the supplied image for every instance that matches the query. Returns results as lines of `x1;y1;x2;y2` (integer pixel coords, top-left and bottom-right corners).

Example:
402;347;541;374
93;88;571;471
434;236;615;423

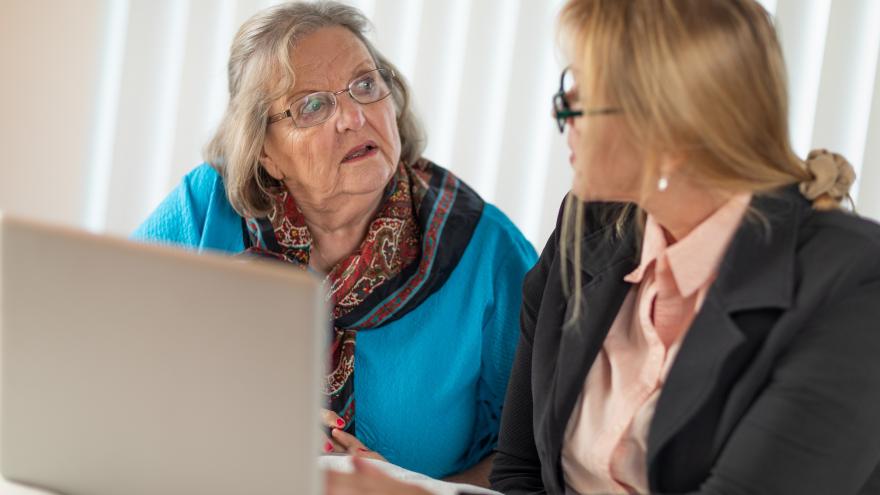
446;0;521;199
101;0;190;233
2;0;879;248
859;53;880;217
775;0;833;158
408;0;471;169
490;0;564;242
810;0;880;199
84;0;130;232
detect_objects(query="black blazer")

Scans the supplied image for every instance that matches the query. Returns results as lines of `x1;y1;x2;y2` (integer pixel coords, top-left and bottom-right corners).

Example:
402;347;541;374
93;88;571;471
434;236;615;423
490;188;880;494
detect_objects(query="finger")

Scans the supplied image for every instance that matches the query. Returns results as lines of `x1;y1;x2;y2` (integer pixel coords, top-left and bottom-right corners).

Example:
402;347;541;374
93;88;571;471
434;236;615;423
331;429;387;461
331;429;379;458
321;409;347;429
330;427;366;451
321;433;346;454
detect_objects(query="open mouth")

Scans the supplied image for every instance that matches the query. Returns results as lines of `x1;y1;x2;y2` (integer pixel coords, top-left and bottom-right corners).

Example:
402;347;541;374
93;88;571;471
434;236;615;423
342;141;379;163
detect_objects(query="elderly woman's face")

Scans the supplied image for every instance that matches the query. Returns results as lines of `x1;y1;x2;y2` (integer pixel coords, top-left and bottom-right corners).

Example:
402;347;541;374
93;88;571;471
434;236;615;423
261;26;401;207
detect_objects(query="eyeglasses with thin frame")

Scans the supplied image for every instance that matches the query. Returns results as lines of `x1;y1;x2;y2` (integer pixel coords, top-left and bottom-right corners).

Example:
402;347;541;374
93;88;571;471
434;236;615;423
267;68;395;128
553;66;622;133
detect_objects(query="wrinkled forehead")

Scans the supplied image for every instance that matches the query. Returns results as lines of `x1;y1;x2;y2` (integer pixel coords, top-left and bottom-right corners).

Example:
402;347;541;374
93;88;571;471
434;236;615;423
281;26;377;94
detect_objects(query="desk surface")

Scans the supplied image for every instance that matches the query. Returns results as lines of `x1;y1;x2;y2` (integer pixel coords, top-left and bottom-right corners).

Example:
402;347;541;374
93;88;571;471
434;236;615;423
2;457;502;495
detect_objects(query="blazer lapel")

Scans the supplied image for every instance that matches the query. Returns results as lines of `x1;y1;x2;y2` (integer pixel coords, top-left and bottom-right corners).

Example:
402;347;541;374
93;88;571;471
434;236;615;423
543;214;639;484
644;293;746;473
550;258;635;430
646;189;804;484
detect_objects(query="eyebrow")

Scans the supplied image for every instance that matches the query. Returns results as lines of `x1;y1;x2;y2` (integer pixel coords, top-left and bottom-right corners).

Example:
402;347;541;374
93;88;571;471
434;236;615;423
287;61;378;102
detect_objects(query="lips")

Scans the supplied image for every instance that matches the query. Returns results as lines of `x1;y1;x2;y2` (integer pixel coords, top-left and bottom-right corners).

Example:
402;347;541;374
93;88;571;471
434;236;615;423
342;141;379;163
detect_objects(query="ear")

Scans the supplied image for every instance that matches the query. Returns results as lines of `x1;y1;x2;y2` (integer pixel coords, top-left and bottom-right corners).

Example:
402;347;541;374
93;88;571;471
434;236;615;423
260;143;284;181
658;149;688;178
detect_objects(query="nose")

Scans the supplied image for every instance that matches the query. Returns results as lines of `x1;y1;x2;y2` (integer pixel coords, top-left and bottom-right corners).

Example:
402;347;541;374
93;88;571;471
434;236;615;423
335;94;366;132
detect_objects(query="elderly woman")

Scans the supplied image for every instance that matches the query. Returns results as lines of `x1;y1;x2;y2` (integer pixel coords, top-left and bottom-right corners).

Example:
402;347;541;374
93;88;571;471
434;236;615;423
327;0;880;494
133;1;536;486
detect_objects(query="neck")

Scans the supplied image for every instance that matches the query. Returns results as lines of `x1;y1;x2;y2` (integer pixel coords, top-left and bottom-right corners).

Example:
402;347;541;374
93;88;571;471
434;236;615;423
295;192;384;273
640;177;733;244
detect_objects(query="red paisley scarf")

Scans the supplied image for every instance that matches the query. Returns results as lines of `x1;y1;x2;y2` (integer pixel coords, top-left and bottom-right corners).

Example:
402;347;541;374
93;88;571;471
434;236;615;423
243;158;483;433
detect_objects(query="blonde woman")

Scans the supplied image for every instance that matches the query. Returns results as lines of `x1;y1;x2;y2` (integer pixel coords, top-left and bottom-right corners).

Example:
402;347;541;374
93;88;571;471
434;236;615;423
327;0;880;494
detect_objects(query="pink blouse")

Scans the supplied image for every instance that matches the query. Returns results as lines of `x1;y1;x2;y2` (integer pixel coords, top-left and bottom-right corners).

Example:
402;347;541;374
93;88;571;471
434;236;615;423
561;194;751;494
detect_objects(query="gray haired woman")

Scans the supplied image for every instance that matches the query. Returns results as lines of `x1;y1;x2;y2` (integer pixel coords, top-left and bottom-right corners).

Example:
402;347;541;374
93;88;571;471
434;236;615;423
133;1;536;487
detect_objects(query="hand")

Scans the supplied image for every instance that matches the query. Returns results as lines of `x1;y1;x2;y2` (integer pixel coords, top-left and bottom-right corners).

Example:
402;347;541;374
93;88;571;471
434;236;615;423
325;455;434;495
320;409;386;463
329;427;387;463
321;409;348;453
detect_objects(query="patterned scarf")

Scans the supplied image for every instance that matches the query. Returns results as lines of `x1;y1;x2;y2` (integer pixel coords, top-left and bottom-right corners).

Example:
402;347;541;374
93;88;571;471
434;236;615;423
243;159;483;433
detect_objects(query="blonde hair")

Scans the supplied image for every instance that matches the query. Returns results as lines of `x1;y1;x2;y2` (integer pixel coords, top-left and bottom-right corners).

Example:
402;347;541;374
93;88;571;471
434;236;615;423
204;1;425;218
556;0;850;321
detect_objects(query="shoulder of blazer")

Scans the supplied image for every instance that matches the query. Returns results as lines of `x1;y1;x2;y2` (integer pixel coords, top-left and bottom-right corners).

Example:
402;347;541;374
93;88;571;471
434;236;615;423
520;197;636;346
799;206;880;251
796;206;880;290
529;199;638;289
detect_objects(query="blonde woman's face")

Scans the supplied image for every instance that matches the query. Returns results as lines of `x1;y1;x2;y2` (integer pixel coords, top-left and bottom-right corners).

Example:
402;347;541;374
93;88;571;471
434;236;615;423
566;67;644;203
261;26;401;208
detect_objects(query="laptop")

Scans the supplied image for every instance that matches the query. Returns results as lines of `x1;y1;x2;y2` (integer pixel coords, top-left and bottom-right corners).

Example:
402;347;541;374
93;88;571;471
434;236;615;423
0;213;325;495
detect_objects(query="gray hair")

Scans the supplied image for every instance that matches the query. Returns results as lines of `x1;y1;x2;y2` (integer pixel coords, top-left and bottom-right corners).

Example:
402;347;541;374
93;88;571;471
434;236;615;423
204;1;426;218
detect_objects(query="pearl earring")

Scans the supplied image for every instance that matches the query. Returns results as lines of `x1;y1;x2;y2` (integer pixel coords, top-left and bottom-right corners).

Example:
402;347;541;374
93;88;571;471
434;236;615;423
657;176;669;192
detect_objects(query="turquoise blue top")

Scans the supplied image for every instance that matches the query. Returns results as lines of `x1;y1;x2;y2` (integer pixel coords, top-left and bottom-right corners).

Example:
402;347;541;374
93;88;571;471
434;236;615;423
132;164;537;478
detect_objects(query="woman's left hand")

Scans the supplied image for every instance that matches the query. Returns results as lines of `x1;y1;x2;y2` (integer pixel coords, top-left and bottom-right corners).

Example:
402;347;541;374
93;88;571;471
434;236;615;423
329;427;387;463
325;456;434;495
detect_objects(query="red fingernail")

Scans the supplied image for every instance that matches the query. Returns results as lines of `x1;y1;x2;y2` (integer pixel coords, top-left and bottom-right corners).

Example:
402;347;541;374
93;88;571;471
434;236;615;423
357;448;369;453
324;441;334;453
336;418;346;428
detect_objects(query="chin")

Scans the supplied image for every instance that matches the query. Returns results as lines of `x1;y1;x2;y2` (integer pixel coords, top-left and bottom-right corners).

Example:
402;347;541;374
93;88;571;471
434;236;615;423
570;175;596;202
573;184;627;204
344;160;395;194
571;173;628;203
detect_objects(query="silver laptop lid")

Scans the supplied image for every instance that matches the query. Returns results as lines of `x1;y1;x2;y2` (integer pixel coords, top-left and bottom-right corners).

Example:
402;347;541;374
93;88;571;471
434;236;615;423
0;214;324;495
